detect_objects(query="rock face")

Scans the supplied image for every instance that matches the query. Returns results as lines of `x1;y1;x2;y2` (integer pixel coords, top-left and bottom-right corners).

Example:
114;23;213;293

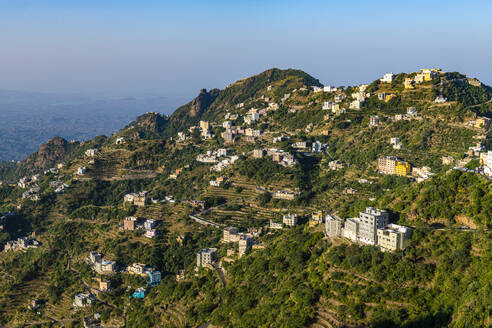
134;112;168;133
189;89;219;117
20;137;79;174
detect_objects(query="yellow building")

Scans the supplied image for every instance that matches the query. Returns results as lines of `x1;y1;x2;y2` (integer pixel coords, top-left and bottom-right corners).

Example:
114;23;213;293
395;161;411;176
404;78;415;89
309;211;323;227
475;117;491;130
419;68;441;81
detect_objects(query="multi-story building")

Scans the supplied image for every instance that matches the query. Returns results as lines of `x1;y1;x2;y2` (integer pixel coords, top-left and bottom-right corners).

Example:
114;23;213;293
196;248;218;268
358;207;390;245
147;270;162;286
378;156;398;175
325;214;342;237
127;263;152;276
144;219;157;230
123;217;138;231
342;218;359;241
282;214;298;227
309;211;323;227
377;224;413;251
395;161;411;176
223;227;240;243
94;260;116;274
484;151;492;176
370;115;380;127
199;120;210;131
269;220;283;230
253;149;265;158
238;234;254;257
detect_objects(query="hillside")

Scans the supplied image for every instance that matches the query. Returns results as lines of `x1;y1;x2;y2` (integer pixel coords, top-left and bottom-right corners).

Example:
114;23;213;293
0;68;490;327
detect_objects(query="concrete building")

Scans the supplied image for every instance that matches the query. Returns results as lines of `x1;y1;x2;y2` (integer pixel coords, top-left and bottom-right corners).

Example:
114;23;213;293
358;207;390;245
116;137;125;144
76;167;87;175
200;120;210;131
238;234;254;257
325;214;342;237
85;149;98;157
144;219;157;230
395;161;411;177
378;156;398;175
269;220;283;230
380;72;394;83
132;287;146;299
123;216;138;231
310;211;323;227
484;151;492;176
128;263;152;276
342;218;360;242
370;115;380;127
253;149;265;158
377;224;413;251
328;160;344;171
283;213;298;227
197;248;218;268
147;270;162;286
94;260;116;274
73;293;93;307
223;227;240;243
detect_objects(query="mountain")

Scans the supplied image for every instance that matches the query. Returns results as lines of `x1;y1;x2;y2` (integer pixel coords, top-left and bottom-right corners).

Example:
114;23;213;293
0;68;490;327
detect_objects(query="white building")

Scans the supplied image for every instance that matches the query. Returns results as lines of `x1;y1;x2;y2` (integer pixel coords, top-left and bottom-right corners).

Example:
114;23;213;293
76;167;87;175
283;214;298;227
380;72;394;83
484;151;492;176
197;248;217;268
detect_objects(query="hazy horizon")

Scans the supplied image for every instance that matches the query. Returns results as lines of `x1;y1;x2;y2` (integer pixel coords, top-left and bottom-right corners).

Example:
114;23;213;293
1;0;492;102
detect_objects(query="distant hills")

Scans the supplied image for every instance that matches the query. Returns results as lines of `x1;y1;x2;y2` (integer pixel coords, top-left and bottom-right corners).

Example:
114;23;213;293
0;89;183;161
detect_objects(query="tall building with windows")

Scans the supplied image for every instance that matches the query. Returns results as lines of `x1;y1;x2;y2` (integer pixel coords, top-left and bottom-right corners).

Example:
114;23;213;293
325;214;342;237
197;248;217;268
358;207;390;245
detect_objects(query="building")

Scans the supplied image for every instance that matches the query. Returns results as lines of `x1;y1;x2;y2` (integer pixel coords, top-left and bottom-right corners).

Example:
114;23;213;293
377;224;413;251
342;218;359;242
85;149;98;157
310;211;323;227
123;216;138;231
403;78;415;89
283;213;298;227
253;149;265;158
269;220;283;230
144;219;157;230
358;207;390;245
484;151;492;176
325;214;342;237
475;117;491;130
380;72;394;83
395;161;411;176
442;156;454;165
73;293;93;307
144;229;157;238
197;248;218;268
76;167;87;175
238;234;254;257
128;263;152;276
124;191;148;206
370;116;380;127
200;120;210;131
222;130;234;142
94;260;116;274
116;137;125;144
147;270;162;286
89;252;102;265
132;287;146;299
99;279;111;292
349;99;363;109
223;227;240;243
378;156;398;175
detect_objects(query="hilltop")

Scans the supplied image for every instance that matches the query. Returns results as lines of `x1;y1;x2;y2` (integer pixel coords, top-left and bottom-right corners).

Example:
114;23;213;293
0;68;491;327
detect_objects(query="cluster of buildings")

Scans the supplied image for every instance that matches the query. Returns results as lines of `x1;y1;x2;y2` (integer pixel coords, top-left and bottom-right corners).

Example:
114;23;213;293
123;216;158;238
89;251;116;274
196;149;239;171
262;148;297;167
313;85;338;93
349;85;370;110
326;207;413;251
269;213;299;229
123;191;148;206
378;156;412;177
3;237;39;252
126;263;162;299
404;69;442;89
222;227;255;257
49;180;70;193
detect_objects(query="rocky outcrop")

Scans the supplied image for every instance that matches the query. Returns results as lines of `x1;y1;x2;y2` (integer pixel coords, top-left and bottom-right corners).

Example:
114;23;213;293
189;89;220;117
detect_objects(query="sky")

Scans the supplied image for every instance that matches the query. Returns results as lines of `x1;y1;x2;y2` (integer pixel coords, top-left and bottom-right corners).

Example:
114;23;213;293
1;0;492;111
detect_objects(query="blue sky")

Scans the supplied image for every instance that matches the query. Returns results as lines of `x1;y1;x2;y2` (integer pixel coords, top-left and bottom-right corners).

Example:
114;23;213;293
1;0;492;106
